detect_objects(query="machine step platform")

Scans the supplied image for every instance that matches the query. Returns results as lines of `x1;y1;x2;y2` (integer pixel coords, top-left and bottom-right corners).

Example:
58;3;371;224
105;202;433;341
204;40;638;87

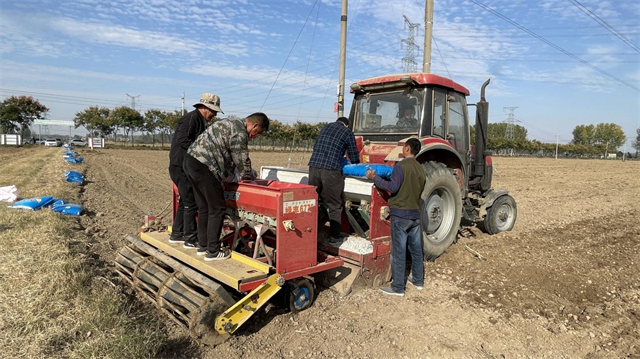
139;231;271;291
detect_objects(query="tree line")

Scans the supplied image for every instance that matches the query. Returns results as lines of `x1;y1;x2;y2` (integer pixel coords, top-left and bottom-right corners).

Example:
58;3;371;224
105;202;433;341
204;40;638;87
2;95;640;157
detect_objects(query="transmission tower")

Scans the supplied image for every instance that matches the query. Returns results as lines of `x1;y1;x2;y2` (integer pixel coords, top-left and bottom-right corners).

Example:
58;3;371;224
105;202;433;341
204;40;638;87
503;107;518;140
401;15;420;73
126;93;141;110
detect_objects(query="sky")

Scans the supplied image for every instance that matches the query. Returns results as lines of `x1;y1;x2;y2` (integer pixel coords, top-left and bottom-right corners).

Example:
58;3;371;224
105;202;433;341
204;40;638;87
0;0;639;146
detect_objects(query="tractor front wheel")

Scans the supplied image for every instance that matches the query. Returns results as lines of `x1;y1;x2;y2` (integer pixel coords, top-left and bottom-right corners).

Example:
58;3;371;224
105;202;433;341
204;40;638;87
483;195;517;235
420;161;462;261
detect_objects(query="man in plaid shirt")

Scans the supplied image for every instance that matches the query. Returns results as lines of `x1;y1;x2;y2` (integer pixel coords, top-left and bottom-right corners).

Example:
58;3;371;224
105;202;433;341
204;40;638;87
308;117;360;243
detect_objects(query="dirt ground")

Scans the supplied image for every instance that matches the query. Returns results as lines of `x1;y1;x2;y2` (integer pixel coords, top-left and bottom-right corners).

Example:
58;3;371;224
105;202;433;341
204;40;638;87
51;148;640;358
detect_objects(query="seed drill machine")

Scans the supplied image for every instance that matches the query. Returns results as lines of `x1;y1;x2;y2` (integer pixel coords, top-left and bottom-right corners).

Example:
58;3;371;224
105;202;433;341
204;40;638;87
115;72;517;345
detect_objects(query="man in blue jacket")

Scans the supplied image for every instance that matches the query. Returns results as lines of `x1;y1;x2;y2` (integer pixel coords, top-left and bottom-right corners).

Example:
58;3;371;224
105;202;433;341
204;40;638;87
366;138;426;297
308;117;360;243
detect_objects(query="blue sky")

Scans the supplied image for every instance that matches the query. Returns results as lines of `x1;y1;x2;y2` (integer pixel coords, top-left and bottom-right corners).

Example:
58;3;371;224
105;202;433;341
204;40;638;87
1;0;639;146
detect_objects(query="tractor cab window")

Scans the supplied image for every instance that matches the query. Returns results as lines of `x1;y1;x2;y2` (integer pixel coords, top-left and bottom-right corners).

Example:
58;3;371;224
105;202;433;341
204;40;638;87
354;89;425;134
433;89;446;138
447;92;469;156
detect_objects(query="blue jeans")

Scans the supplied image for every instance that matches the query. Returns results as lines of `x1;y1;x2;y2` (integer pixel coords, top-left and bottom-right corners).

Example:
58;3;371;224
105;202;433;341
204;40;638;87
390;216;424;293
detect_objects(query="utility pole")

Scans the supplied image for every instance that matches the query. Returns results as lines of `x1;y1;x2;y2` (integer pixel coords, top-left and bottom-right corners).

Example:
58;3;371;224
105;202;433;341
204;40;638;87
423;0;434;73
503;107;518;140
337;0;348;118
623;138;627;161
555;135;559;160
181;92;185;115
401;15;420;73
126;93;140;110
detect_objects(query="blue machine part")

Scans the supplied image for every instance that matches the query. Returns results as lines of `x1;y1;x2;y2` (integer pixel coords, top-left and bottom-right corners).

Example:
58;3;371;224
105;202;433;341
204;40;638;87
8;196;55;210
342;163;393;179
65;170;84;184
293;287;310;309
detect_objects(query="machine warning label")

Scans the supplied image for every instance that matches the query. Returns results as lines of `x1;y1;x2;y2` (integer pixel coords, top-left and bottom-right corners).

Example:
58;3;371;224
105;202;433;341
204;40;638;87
224;191;240;201
283;199;316;214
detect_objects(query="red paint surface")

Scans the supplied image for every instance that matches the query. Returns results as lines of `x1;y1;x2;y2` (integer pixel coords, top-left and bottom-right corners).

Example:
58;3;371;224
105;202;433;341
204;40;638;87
486;155;493;166
354;73;470;95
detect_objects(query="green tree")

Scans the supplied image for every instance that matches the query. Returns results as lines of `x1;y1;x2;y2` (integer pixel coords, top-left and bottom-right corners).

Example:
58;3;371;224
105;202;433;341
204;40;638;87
161;110;182;146
74;106;112;137
144;109;164;147
109;106;144;146
0;96;48;137
595;123;626;157
633;128;640;157
572;124;597;145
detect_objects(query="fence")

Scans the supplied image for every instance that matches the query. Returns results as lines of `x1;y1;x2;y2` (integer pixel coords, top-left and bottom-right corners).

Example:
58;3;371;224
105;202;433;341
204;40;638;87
0;134;22;146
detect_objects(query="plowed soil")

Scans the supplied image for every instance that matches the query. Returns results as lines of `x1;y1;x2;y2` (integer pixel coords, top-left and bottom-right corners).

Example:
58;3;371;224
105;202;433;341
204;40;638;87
76;148;639;358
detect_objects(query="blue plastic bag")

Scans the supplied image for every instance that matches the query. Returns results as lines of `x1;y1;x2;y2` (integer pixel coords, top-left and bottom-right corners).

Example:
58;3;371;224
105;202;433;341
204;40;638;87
65;156;84;164
343;163;393;179
50;199;83;216
64;170;84;184
8;196;55;210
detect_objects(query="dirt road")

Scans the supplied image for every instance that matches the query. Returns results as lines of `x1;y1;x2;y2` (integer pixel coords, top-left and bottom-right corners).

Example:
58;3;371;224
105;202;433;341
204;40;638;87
78;148;639;358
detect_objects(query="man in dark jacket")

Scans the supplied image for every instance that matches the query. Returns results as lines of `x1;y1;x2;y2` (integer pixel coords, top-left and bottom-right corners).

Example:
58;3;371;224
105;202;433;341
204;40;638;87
308;117;360;243
366;138;426;297
168;93;222;244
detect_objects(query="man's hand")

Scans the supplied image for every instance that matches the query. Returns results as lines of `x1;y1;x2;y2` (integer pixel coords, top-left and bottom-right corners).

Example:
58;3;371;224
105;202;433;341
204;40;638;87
365;169;376;179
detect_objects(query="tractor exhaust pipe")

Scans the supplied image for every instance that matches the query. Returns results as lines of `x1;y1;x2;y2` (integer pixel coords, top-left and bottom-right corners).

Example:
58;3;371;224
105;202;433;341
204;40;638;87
474;79;490;177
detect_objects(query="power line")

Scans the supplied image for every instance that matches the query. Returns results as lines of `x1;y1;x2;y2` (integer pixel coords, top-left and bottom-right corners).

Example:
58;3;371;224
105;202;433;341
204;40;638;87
568;0;640;52
260;0;319;110
469;0;639;92
432;36;451;79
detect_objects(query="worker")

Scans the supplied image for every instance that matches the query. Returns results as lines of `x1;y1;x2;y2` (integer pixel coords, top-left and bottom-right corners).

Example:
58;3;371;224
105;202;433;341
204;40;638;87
397;108;418;129
168;93;222;245
365;138;425;297
308;116;360;244
183;113;269;261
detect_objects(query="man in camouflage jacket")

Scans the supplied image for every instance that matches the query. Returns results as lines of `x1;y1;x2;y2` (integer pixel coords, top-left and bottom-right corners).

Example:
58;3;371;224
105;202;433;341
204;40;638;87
183;112;270;261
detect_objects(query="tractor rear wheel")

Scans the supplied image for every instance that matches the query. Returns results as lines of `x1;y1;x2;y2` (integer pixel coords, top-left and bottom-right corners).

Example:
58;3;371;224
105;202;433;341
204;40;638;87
483;195;517;234
420;161;462;261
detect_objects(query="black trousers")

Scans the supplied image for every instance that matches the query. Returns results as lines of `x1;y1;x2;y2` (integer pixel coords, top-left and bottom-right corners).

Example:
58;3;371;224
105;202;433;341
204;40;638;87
309;167;344;237
168;164;197;242
183;154;226;253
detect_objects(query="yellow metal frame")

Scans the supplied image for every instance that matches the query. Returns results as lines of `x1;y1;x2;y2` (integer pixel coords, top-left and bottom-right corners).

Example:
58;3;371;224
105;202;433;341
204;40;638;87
215;273;284;334
139;231;271;290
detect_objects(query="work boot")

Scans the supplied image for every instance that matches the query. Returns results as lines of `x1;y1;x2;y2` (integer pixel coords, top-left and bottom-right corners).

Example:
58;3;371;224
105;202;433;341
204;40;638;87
379;286;404;297
168;234;184;244
204;249;231;261
182;240;197;249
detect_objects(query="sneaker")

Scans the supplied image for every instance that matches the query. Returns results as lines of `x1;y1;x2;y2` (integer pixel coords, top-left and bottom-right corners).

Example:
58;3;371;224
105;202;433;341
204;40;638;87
182;240;197;249
204;249;231;261
407;275;424;291
196;245;207;256
379;286;404;297
168;235;184;244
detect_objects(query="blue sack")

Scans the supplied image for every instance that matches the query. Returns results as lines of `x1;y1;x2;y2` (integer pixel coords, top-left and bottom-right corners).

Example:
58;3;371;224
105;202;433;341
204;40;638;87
65;170;84;184
8;196;55;210
343;163;393;179
64;156;84;164
50;200;83;216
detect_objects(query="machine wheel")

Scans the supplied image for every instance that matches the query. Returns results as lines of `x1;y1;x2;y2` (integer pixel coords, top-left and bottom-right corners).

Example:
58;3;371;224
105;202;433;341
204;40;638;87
289;279;315;313
420;161;462;261
483;195;517;235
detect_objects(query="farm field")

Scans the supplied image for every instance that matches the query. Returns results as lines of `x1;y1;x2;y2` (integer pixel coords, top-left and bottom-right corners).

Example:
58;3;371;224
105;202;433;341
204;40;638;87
1;146;639;358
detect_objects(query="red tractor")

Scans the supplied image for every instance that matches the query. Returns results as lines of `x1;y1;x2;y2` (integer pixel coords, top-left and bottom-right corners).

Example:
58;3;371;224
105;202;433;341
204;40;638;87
345;73;517;260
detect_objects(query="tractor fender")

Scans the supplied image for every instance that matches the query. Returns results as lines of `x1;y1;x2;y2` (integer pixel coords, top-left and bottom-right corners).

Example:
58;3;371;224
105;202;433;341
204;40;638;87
478;188;509;218
416;142;465;189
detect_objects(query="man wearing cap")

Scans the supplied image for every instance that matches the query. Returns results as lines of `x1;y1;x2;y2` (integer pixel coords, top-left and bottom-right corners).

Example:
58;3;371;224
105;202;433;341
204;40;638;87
183;112;270;261
168;93;222;245
308;116;360;244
